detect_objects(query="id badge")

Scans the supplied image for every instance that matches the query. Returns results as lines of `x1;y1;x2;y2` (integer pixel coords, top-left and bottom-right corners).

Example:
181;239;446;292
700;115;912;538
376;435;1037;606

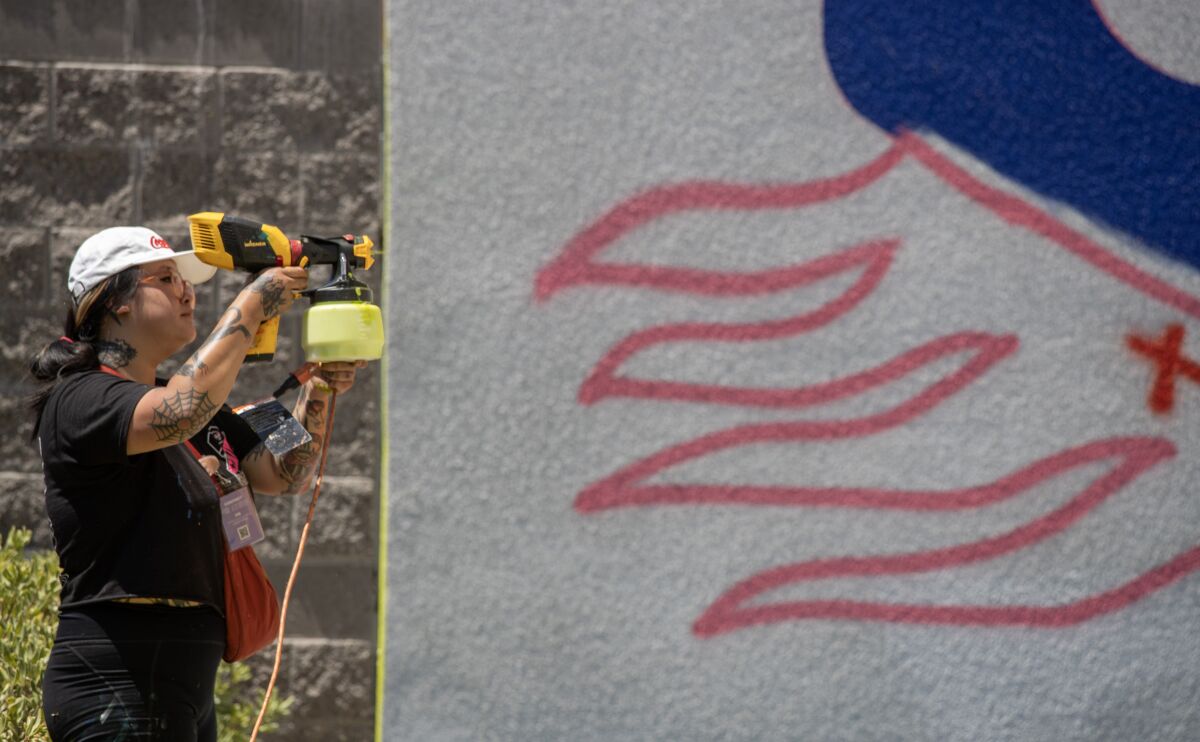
220;486;266;551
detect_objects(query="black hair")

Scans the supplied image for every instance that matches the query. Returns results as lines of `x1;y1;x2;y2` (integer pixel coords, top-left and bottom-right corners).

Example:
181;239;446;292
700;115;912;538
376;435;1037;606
28;266;141;437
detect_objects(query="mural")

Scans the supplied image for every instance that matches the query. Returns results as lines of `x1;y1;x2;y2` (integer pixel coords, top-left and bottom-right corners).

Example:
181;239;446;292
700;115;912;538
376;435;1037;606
537;132;1200;634
385;0;1200;738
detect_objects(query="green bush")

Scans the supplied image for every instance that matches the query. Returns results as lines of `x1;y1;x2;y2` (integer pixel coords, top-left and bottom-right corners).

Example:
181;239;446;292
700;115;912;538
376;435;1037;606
215;661;294;742
0;527;293;740
0;527;57;742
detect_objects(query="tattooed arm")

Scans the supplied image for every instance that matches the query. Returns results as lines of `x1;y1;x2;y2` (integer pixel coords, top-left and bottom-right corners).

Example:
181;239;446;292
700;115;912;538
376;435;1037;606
124;267;308;456
240;361;364;495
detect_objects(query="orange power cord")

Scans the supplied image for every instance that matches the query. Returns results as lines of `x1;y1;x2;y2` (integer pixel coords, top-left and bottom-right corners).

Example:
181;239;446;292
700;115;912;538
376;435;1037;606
249;389;338;742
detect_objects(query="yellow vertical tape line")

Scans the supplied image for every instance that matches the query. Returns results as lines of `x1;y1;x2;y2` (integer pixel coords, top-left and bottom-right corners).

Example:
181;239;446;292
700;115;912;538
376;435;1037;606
375;8;392;742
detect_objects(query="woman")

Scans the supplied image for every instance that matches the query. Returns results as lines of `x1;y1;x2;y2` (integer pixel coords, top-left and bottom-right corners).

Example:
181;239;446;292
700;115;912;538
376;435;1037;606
29;226;365;741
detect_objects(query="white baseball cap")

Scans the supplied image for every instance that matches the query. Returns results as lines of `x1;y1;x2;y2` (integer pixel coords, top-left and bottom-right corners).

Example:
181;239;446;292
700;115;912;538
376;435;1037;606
68;227;218;302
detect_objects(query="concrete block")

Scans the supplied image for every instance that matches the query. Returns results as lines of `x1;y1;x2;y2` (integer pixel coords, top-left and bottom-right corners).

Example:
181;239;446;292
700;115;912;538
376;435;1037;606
0;148;133;226
0;472;52;548
131;69;218;149
54;0;127;62
258;560;376;640
0;392;40;476
209;0;301;68
131;0;204;65
0;314;61;385
254;491;297;562
302;476;376;558
0;64;50;147
219;69;380;155
281;639;374;721
54;66;134;145
218;70;297;152
290;72;380;154
300;0;382;73
0;228;50;307
139;149;214;224
0;0;56;61
302;153;380;231
50;67;216;149
210;150;302;226
233;641;373;740
324;424;379;481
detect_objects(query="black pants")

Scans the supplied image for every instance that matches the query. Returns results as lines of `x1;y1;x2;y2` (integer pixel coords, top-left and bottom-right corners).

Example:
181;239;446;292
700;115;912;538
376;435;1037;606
42;602;225;741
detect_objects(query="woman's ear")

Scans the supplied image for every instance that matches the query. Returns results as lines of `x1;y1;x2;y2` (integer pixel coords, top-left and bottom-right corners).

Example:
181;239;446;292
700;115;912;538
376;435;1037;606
105;301;133;324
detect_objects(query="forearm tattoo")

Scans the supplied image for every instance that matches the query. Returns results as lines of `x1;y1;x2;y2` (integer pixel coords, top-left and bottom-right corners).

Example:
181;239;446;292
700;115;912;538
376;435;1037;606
150;387;218;443
277;398;327;494
176;357;209;378
96;339;137;369
306;398;326;424
252;275;288;319
179;308;252;378
200;307;252;351
278;436;320;494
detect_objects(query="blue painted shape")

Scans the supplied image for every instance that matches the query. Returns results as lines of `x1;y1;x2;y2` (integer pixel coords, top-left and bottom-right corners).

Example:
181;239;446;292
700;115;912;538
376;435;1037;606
824;0;1200;268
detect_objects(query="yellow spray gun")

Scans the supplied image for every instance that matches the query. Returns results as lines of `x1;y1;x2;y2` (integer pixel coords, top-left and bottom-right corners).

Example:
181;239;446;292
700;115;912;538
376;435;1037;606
186;212;384;363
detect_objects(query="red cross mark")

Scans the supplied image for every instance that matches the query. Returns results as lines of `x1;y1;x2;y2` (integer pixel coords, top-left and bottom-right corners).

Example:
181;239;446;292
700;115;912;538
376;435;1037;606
1127;324;1200;414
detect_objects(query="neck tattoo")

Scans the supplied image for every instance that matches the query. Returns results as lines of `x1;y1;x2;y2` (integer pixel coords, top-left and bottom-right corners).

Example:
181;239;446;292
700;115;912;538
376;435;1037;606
96;339;137;369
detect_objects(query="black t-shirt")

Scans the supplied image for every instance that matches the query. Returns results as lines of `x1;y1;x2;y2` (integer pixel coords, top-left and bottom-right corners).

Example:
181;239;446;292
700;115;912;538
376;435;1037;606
38;370;261;613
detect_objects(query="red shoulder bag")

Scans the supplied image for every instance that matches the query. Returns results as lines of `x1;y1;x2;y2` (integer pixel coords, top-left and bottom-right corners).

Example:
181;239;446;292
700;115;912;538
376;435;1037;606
182;440;281;662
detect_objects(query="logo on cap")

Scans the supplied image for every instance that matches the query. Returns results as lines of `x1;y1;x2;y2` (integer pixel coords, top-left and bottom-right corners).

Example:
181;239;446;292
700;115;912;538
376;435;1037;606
150;236;171;250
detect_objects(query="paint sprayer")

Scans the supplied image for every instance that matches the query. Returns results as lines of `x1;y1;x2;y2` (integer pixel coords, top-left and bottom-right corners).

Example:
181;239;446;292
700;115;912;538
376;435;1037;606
186;211;384;364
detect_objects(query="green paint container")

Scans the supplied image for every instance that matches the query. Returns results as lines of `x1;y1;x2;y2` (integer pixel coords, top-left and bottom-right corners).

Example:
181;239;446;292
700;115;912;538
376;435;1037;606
300;251;385;362
303;300;384;361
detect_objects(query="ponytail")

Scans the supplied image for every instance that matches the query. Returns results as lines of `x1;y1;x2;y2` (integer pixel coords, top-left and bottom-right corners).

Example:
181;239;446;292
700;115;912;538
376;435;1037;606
28;267;141;436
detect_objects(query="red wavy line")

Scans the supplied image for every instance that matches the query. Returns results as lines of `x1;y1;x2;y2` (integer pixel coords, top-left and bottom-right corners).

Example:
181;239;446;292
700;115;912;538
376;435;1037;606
576;332;1017;513
579;240;898;405
579;436;1154;512
585;328;1004;409
534;141;905;301
692;437;1177;635
897;132;1200;319
538;131;1200;321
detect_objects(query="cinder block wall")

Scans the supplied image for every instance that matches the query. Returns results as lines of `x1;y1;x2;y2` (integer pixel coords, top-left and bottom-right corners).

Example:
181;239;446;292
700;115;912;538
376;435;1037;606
0;2;383;739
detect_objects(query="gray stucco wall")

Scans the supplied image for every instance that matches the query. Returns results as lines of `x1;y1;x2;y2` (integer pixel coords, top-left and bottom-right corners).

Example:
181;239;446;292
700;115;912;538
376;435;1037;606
383;1;1200;740
0;1;382;739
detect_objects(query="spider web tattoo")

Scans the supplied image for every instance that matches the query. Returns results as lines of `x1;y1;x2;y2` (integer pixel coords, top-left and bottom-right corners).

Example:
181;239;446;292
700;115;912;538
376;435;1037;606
150;387;218;443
